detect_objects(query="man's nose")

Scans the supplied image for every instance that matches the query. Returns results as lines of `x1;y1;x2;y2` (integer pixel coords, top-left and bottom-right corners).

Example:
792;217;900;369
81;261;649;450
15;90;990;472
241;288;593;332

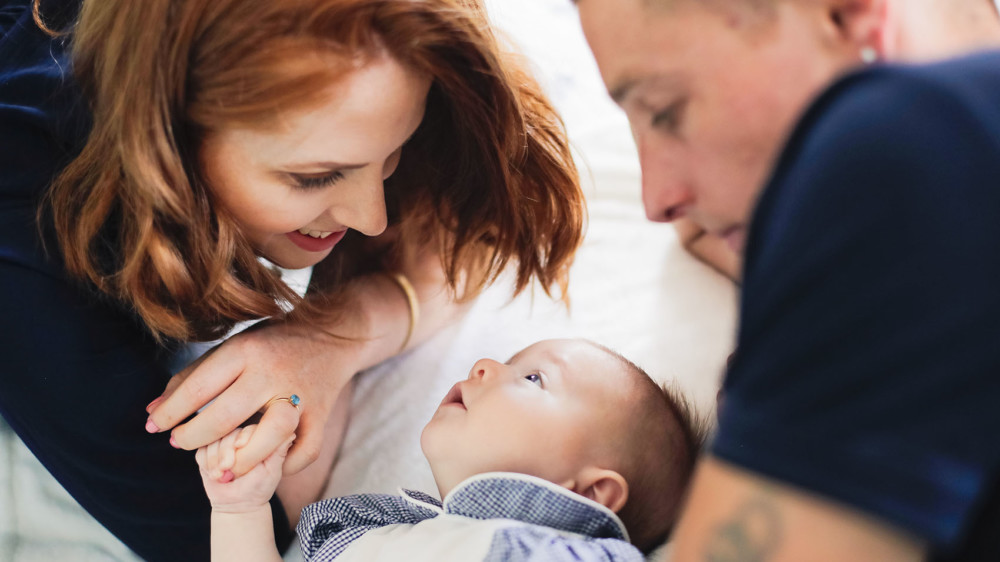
637;137;693;223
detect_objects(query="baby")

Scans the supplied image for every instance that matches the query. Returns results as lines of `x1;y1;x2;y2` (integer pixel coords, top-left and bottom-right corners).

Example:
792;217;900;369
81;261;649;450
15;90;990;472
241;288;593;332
197;338;703;561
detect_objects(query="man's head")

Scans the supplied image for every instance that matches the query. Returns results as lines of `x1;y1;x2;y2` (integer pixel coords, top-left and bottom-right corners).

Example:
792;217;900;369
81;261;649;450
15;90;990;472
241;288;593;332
420;338;703;552
574;0;1000;253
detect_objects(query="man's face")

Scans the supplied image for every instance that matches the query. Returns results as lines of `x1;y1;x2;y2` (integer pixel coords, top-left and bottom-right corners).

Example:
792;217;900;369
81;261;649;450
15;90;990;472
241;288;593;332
577;0;845;252
420;339;633;497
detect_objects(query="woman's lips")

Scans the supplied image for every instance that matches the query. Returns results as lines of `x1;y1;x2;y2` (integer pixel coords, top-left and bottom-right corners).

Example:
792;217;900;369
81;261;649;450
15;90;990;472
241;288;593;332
285;229;347;252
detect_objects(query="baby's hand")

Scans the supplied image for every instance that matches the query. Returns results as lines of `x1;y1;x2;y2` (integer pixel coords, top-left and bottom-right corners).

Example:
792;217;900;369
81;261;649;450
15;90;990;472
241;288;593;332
196;425;293;513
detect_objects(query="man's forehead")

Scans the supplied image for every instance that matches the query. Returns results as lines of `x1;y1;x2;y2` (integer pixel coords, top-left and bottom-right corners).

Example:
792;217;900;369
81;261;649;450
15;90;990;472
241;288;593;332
575;0;687;100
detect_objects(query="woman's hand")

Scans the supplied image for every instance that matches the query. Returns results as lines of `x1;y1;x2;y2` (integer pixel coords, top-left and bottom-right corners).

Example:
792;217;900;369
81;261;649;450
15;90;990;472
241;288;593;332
147;253;466;480
147;320;359;477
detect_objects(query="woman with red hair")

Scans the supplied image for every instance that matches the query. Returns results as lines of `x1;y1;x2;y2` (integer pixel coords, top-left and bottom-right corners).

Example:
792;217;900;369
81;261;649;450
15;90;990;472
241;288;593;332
0;0;584;559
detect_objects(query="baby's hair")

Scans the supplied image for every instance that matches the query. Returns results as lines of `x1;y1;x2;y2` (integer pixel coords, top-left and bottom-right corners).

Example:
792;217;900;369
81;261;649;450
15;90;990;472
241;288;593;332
585;342;707;554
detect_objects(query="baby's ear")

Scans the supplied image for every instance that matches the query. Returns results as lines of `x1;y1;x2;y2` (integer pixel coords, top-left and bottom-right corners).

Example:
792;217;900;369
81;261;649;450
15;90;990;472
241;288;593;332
571;467;629;513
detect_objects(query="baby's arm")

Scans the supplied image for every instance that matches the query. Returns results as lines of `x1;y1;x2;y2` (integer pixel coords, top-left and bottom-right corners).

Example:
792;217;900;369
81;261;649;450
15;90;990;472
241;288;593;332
196;425;292;562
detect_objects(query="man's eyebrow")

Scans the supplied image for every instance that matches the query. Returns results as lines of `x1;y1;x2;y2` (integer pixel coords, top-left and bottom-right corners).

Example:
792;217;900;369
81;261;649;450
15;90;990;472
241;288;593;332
610;73;683;105
610;78;638;105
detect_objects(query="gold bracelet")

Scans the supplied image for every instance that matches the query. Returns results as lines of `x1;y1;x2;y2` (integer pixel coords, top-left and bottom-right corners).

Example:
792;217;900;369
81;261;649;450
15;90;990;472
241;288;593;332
386;272;420;353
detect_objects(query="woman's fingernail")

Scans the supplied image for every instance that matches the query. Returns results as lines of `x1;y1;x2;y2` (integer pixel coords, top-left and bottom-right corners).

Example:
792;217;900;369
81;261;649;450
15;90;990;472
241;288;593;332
169;435;179;448
145;397;164;414
145;418;159;433
219;470;234;483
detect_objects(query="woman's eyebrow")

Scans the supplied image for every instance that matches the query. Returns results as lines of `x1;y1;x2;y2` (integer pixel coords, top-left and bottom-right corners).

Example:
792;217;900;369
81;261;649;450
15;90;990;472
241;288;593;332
281;161;367;173
283;128;420;173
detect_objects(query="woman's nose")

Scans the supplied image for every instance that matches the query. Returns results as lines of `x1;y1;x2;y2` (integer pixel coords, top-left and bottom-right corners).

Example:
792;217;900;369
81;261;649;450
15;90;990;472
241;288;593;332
330;170;388;237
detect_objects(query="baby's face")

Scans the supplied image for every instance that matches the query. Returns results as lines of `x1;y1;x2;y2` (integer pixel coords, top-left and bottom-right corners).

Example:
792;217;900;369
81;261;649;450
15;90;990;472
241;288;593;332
421;339;633;496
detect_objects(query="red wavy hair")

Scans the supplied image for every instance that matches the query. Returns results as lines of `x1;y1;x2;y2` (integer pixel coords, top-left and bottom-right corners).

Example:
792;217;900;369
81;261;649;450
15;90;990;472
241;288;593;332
36;0;583;342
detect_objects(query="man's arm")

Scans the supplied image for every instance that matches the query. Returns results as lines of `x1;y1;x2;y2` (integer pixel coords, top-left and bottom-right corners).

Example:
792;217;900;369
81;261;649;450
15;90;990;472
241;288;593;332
670;458;925;562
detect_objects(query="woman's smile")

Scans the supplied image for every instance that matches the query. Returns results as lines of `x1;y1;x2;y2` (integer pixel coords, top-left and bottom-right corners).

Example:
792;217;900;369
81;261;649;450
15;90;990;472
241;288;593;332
284;228;348;252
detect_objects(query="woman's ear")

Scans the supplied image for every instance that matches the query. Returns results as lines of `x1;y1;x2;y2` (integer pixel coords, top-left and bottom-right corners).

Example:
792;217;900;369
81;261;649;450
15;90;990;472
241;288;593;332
566;467;629;513
826;0;890;59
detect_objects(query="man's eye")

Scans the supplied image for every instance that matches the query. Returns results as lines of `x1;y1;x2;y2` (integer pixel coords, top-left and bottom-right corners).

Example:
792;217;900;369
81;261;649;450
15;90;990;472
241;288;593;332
651;98;688;133
524;373;543;387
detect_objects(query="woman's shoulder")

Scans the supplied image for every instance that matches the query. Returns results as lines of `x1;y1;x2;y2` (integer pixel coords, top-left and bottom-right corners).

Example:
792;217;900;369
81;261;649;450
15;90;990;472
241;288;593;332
0;1;88;199
1;0;78;45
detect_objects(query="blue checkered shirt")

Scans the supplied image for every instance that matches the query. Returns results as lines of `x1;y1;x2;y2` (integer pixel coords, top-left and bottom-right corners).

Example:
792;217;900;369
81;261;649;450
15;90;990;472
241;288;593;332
296;472;644;561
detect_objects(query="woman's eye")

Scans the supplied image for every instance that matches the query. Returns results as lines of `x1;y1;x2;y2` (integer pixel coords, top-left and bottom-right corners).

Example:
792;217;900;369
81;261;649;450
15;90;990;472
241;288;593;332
651;98;688;133
290;170;345;190
524;373;543;387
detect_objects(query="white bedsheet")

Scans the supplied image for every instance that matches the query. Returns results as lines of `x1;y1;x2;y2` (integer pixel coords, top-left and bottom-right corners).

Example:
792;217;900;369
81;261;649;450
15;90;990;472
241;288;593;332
0;1;737;560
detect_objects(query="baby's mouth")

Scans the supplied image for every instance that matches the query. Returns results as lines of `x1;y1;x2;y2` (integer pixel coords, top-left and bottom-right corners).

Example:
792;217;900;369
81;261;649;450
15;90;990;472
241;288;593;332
440;382;466;410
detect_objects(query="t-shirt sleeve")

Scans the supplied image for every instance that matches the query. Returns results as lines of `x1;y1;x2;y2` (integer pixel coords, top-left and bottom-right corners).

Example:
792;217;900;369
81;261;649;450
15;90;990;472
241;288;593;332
712;66;1000;550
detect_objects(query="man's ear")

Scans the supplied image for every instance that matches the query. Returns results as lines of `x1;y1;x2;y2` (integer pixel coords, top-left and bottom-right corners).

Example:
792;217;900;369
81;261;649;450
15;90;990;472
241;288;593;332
825;0;890;57
563;467;629;513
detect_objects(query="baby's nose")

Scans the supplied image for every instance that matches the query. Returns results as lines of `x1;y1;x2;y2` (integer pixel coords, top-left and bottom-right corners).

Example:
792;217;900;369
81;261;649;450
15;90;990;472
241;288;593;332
468;358;501;381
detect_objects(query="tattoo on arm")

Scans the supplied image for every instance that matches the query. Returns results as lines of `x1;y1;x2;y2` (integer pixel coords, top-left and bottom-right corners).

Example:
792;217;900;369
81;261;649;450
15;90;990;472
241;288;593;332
703;489;782;562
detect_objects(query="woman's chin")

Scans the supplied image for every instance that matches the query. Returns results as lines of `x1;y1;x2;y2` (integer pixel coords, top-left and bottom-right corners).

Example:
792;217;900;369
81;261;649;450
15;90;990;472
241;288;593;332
259;246;332;271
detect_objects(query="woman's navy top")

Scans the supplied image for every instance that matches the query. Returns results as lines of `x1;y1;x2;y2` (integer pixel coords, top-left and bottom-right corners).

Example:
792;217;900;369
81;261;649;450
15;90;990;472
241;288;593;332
0;2;292;559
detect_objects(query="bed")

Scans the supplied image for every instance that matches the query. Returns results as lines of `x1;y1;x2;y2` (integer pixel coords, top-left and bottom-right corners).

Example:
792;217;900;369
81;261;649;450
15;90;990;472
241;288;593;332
0;1;737;559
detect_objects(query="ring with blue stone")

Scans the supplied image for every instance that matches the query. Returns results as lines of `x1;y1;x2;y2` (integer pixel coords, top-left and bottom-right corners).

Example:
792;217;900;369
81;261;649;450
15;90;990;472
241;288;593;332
265;394;301;411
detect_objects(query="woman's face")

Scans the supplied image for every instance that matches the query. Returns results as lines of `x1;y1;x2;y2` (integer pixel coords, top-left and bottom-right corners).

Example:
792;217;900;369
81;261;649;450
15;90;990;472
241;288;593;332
200;54;432;270
578;0;858;252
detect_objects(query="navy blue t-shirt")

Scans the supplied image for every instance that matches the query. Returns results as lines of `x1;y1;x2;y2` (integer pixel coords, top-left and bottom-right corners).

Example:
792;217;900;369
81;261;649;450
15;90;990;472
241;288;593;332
713;52;1000;560
0;2;292;560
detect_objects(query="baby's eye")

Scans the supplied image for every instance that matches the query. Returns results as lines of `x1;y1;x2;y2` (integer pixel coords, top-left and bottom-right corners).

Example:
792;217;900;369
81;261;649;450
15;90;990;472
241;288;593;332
524;373;543;387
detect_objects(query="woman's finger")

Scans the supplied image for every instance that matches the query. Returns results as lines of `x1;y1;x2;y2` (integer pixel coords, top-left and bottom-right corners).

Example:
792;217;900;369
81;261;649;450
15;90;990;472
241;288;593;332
282;406;323;475
166;371;265;450
147;342;246;433
283;383;352;475
263;436;296;474
235;424;256;449
229;399;300;477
